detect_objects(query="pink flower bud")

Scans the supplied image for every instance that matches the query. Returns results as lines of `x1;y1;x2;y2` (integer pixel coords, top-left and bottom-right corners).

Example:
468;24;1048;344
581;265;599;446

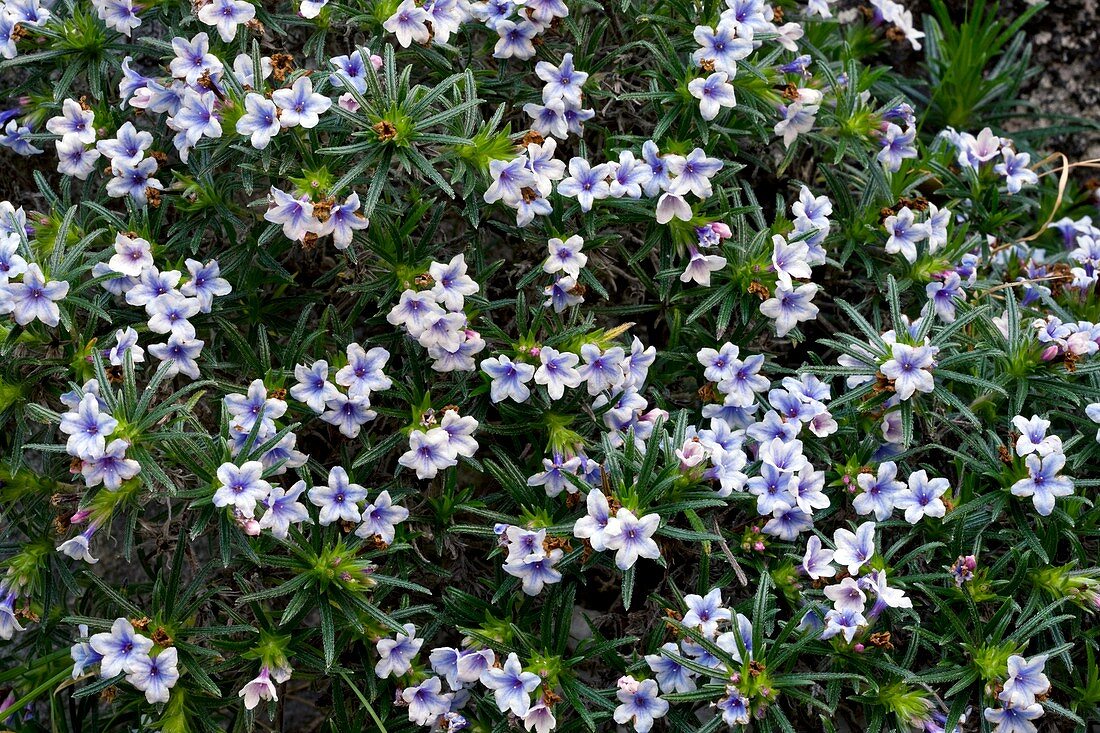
710;222;732;239
1041;344;1060;361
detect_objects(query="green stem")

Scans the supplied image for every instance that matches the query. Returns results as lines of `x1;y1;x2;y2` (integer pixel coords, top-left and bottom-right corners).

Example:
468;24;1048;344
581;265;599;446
3;667;73;717
338;671;389;733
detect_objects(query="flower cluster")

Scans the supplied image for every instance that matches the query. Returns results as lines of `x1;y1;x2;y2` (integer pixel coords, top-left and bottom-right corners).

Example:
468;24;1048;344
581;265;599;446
2;0;1099;731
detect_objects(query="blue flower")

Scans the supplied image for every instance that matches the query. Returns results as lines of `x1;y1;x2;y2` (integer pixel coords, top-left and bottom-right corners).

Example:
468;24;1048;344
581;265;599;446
895;469;950;524
759;280;819;338
716;686;750;725
577;343;626;395
309;466;367;525
290;360;340;413
196;0;254;42
399;428;459;479
881;342;936;401
59;393;117;460
883;206;927;263
533;346;582;400
692;21;753;75
613;676;668;733
877;123;918;173
81;439;140;490
126;647;179;703
644;643;696;694
5;263;69;327
272;76;331;129
534;53;588;106
994;149;1038;194
320;392;376;438
688;72;737;121
374;623;423;678
832;521;875;575
402;676;452;726
983;703;1043;733
481;354;535;403
258;480;310;538
854;461;904;520
236;93;281;149
481;652;541;716
1010;452;1074;516
1001;654;1050;707
355;490;409;544
557;157;613;212
89;618;154;677
214;461;271;518
682;588;731;637
605;508;661;570
801;535;835;579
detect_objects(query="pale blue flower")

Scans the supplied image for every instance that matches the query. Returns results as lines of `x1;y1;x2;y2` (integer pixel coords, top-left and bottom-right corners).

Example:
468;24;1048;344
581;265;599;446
535;53;588;106
169;33;223;86
692;21;752;75
557;157;613;213
60;393;118;460
759;280;819;337
533;346;582;400
763;505;813;540
309;466;367;525
213;460;271;518
1011;452;1073;516
832;521;875;575
355;490;409;544
682;588;731;637
399;428;458;479
1001;654;1050;707
877;123;918;172
258;480;310;538
577;344;626;395
197;0;254;41
481;652;541;716
606;508;661;570
481;354;535;403
318;193;369;250
375;623;423;678
127;647;179;703
895;469;949;524
854;461;903;520
644;643;696;694
82;439;140;490
106;157;162;206
994;149;1038;195
801;535;835;579
667;148;723;199
383;0;430;47
402;676;451;726
181;258;231;312
983;703;1043;733
689;72;736;121
89;618;153;677
45;99;96;145
290;360;340;413
883;206;927;263
236;93;281;149
148;335;204;379
6;263;68;327
613;676;668;733
881;343;936;400
272;76;331;128
492;19;537;60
